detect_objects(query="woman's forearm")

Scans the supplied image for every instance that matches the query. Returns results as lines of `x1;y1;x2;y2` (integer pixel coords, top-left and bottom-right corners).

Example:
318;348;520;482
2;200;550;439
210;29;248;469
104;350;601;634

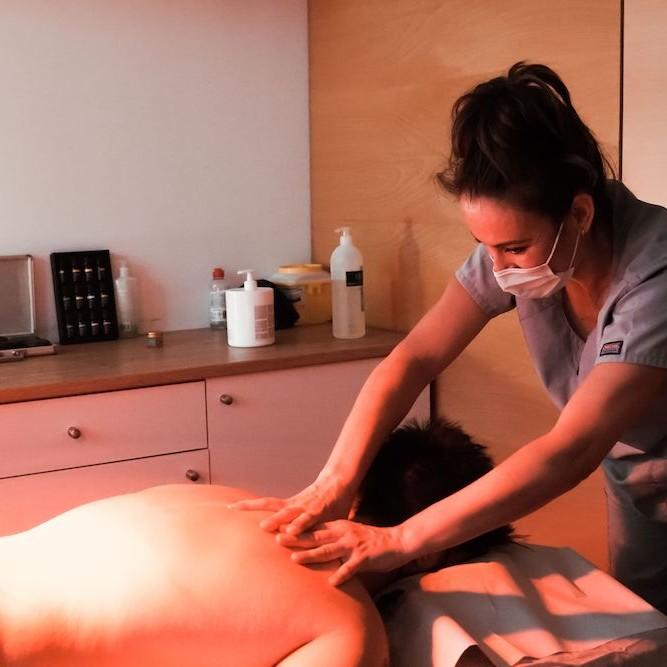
320;345;432;488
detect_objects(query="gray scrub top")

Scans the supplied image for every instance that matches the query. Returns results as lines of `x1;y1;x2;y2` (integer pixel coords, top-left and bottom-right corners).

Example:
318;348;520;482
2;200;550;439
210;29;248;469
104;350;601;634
455;181;667;522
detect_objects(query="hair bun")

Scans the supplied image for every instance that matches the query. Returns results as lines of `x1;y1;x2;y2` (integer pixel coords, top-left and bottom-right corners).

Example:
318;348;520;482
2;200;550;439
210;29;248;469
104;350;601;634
507;61;572;108
437;61;614;231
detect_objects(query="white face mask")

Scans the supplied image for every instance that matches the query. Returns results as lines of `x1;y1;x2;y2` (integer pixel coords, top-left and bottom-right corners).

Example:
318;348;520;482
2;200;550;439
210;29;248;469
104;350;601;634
492;220;581;299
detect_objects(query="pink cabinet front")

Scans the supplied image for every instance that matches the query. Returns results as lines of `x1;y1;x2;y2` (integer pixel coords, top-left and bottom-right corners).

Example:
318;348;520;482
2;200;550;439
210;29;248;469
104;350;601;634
206;359;430;497
0;382;207;478
0;448;210;536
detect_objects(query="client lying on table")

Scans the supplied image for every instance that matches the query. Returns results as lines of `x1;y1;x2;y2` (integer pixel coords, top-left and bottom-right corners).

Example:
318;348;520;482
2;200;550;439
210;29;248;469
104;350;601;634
0;419;513;667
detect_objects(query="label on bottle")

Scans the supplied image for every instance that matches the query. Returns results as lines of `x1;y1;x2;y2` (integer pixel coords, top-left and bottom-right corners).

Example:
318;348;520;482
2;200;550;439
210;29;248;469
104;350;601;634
254;304;274;340
210;307;225;323
210;288;226;327
345;270;363;287
345;269;364;312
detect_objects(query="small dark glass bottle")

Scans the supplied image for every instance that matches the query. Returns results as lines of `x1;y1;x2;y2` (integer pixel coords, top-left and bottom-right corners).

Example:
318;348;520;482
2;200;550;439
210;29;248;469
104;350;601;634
86;285;96;309
65;314;75;339
84;257;94;283
102;310;112;336
90;311;100;336
100;286;110;308
71;258;81;283
62;289;72;312
74;284;84;310
97;258;106;281
78;313;88;337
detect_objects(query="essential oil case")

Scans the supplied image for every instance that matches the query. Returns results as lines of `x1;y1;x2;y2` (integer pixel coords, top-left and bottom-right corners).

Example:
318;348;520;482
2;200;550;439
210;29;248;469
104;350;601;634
0;255;55;360
50;250;119;344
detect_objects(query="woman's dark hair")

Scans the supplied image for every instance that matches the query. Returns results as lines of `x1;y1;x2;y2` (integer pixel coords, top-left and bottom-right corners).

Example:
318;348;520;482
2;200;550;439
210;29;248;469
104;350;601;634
437;61;614;231
356;418;514;564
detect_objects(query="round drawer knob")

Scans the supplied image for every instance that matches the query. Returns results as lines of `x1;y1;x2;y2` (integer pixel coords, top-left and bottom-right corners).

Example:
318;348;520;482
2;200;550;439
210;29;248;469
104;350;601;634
185;469;200;482
67;426;82;439
219;394;234;406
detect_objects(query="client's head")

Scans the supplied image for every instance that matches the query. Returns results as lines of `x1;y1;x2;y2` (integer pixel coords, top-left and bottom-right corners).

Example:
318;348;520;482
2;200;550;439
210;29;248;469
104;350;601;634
354;418;515;576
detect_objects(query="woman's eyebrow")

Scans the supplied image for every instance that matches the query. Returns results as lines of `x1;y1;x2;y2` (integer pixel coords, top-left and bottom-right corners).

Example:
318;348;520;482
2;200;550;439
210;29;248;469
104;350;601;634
470;233;530;248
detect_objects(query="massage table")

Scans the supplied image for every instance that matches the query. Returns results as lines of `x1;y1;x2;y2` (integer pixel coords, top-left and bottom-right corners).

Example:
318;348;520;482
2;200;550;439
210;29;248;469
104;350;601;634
379;544;667;667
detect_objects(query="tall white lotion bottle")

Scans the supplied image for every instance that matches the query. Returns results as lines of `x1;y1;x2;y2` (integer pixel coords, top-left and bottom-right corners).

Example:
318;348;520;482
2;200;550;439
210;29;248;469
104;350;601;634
225;269;275;347
330;227;365;339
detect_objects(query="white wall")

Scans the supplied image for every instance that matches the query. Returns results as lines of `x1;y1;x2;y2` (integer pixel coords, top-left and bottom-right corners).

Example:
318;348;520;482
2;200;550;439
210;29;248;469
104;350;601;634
623;0;667;207
0;0;310;341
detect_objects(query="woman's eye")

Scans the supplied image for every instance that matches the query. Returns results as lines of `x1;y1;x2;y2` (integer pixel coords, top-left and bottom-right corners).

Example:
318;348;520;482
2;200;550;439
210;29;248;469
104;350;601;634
505;247;526;255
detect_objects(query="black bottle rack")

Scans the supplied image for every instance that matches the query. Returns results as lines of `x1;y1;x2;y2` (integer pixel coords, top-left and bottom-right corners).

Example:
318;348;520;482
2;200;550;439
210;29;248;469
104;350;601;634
50;250;119;344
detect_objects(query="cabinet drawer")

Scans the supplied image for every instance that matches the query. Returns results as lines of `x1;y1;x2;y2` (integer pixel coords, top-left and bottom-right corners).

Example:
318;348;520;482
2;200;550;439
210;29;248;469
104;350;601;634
0;448;210;536
0;382;207;478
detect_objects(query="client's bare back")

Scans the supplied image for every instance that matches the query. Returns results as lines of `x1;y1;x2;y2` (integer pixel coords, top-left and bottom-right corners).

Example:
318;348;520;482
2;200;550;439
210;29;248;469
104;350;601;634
0;484;387;667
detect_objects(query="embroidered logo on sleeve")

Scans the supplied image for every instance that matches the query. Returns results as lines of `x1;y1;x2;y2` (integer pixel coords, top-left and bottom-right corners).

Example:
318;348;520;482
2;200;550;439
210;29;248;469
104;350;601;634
600;340;624;356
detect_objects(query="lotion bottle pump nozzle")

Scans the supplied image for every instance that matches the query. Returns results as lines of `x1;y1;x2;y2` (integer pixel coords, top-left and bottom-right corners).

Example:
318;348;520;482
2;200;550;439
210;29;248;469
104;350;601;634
334;227;352;245
237;269;258;290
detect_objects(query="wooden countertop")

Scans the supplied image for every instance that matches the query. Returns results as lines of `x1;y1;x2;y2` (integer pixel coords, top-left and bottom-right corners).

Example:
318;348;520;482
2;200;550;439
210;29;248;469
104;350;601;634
0;325;405;404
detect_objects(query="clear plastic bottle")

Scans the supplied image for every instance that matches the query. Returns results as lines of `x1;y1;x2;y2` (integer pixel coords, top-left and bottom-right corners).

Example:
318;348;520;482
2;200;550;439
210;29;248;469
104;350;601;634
209;267;228;329
114;260;138;338
330;227;365;339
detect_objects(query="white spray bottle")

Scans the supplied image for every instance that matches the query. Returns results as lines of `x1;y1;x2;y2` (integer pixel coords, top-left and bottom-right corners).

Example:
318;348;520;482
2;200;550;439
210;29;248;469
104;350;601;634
330;227;365;339
225;269;275;347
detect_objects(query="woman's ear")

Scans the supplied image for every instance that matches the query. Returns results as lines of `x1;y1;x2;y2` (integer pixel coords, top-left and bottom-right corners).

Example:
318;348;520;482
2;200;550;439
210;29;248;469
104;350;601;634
571;192;595;235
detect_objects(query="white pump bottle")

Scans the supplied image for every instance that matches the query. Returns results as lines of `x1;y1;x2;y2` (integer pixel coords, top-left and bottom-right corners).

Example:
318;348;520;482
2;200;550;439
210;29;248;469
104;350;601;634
225;269;275;347
330;227;365;339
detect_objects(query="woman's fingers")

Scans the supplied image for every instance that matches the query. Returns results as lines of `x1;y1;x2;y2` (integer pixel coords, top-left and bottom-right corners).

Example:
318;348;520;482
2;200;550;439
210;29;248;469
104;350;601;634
259;506;304;532
329;556;362;587
284;521;411;586
227;497;285;512
286;536;365;585
290;543;346;565
285;511;318;536
231;497;334;534
276;528;333;548
232;476;355;537
227;496;314;534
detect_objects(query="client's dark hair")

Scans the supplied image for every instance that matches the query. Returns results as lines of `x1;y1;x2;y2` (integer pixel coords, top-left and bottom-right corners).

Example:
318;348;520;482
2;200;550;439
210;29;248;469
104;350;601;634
437;61;614;235
356;418;514;567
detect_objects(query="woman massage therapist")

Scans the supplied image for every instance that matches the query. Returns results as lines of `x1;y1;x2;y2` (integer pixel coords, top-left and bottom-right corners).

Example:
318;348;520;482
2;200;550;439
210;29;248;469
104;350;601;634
233;62;667;613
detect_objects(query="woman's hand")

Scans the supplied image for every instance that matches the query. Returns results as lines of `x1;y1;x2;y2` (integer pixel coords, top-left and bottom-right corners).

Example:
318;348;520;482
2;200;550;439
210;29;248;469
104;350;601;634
228;474;356;536
277;519;412;586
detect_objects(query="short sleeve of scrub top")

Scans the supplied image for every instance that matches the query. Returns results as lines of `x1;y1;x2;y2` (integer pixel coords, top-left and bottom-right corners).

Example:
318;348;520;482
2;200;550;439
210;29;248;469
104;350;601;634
455;243;516;317
595;266;667;370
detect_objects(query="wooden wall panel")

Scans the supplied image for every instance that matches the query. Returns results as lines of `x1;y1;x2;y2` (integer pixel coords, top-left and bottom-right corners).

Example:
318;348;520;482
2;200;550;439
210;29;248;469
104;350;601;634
309;0;620;569
623;0;667;206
